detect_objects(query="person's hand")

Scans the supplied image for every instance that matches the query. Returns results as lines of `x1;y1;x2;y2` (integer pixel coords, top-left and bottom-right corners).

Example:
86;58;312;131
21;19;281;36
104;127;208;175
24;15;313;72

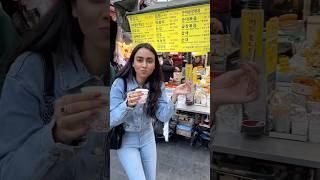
211;18;224;33
214;62;259;89
53;92;107;145
213;62;260;106
171;81;192;103
126;91;143;107
174;81;192;95
175;67;180;72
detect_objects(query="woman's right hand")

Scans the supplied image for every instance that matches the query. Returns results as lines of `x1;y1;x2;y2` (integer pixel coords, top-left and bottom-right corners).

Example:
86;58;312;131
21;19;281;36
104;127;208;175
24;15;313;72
53;92;107;145
213;62;260;107
126;91;143;107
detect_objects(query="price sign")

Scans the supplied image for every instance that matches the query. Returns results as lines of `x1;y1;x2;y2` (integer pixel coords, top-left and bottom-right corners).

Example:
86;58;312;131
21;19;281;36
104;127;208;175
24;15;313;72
128;4;210;52
266;17;279;75
241;9;264;60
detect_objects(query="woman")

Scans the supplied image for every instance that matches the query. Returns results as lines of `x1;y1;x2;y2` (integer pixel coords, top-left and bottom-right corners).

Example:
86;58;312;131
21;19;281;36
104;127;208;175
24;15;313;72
193;55;204;67
211;17;224;34
110;43;191;180
212;0;231;33
0;1;108;180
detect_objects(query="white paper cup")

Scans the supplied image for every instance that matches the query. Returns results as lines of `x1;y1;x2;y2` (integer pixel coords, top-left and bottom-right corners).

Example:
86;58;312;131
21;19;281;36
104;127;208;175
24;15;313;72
81;86;108;132
135;89;149;104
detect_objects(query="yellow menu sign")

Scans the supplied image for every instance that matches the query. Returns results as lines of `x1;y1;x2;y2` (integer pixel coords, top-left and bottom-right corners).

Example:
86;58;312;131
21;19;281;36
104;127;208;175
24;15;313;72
266;17;279;75
127;4;210;52
241;9;264;60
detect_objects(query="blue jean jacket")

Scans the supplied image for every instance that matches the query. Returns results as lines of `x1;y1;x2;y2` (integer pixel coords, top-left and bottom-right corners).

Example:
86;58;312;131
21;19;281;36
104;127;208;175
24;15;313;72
0;50;108;180
110;77;176;132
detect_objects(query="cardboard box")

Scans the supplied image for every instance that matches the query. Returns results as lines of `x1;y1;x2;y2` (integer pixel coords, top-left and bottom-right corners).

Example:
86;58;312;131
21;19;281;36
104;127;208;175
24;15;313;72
176;128;192;138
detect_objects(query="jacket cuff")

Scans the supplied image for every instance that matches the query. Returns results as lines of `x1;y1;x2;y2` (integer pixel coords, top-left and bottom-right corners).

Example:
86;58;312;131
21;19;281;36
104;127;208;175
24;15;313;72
123;98;136;111
40;119;87;161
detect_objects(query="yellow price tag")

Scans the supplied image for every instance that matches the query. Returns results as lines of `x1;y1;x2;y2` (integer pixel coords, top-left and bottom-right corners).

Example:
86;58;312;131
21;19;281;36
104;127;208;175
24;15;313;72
266;17;278;75
241;9;264;60
279;56;290;73
192;68;198;84
192;73;198;84
185;64;193;81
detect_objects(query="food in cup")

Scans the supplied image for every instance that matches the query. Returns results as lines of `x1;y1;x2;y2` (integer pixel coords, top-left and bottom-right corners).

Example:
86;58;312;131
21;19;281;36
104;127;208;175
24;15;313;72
135;89;149;104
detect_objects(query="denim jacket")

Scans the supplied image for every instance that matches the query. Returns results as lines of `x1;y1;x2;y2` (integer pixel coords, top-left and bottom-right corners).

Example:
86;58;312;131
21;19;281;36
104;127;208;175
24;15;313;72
0;50;108;180
110;77;176;132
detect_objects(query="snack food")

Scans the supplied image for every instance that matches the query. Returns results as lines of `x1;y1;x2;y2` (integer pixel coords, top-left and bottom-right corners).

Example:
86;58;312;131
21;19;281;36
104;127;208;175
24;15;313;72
292;76;315;96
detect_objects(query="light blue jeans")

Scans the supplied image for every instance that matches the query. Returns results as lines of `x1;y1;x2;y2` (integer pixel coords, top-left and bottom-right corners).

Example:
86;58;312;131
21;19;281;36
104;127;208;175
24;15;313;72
117;126;157;180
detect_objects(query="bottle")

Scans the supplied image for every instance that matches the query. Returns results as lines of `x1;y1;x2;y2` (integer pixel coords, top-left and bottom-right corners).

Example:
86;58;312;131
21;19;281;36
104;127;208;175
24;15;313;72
186;83;194;105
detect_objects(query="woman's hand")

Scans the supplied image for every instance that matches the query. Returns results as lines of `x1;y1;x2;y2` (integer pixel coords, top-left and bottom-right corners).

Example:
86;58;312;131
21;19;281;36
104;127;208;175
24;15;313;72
53;92;107;145
174;81;192;95
171;81;192;103
126;91;143;107
214;62;259;89
213;62;260;110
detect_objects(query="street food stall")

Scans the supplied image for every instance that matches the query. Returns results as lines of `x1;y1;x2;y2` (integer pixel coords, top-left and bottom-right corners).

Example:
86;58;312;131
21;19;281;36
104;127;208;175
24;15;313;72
212;2;320;179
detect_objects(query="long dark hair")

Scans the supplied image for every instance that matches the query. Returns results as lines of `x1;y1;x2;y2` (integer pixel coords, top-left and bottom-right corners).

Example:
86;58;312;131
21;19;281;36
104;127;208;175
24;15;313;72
115;43;163;118
7;0;83;72
110;18;117;68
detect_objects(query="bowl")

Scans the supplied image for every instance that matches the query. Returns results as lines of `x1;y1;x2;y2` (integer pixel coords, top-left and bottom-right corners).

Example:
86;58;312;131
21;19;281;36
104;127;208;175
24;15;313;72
241;120;265;136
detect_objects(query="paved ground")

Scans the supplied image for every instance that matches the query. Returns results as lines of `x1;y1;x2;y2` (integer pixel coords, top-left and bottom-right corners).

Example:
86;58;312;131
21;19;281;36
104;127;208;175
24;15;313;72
110;135;210;180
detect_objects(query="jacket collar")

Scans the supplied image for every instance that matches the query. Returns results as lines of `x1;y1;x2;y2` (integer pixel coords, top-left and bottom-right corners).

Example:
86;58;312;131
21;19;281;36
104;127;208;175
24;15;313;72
55;48;104;91
127;76;150;91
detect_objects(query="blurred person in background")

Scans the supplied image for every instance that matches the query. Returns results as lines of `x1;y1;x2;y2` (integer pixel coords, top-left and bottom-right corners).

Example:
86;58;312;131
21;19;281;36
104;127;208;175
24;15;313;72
211;17;224;34
1;0;56;35
0;0;109;179
212;0;231;34
171;53;183;69
0;0;56;91
266;0;294;19
0;1;20;90
161;53;180;83
193;55;204;67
